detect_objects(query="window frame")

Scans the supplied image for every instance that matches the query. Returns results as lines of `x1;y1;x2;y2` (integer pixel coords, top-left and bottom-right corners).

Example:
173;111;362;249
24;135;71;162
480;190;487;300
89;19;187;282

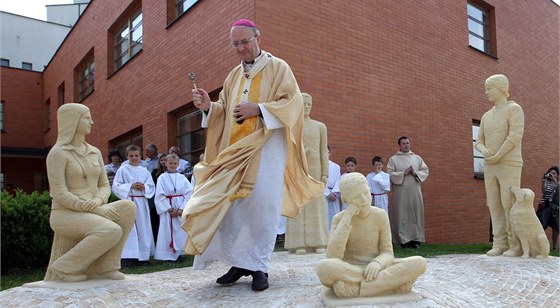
22;62;33;71
472;120;484;179
113;9;143;71
467;1;497;57
0;59;9;67
58;82;65;107
108;126;144;160
76;53;95;102
166;0;199;26
44;99;51;133
0;100;5;132
176;110;206;165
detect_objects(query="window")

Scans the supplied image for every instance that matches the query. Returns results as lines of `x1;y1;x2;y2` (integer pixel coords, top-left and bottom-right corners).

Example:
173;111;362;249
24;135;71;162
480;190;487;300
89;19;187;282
109;127;144;159
75;50;95;102
22;62;32;70
44;99;51;132
472;121;484;178
58;82;65;106
0;101;5;132
467;1;496;56
1;59;9;67
166;0;198;24
113;10;143;70
175;0;198;18
177;110;205;164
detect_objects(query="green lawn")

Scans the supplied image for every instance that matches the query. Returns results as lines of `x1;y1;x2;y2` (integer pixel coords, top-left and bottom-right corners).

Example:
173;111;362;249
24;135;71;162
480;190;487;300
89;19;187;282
2;243;558;291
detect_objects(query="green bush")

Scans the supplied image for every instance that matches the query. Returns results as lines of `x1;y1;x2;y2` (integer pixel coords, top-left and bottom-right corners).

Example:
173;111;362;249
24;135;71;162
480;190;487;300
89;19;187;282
1;190;53;271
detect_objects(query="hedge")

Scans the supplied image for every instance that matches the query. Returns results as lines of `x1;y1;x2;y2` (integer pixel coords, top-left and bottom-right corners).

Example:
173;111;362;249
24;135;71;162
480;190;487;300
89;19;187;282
1;190;53;271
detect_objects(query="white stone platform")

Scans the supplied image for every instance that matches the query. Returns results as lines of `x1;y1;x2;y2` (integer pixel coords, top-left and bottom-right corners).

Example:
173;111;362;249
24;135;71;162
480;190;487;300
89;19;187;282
1;252;559;307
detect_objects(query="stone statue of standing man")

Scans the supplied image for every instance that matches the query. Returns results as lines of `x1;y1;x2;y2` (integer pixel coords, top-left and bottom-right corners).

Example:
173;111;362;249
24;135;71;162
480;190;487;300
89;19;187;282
475;74;524;257
285;93;329;254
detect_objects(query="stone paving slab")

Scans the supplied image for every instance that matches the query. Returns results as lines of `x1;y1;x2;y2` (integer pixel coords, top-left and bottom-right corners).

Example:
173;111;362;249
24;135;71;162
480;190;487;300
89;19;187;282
0;252;558;307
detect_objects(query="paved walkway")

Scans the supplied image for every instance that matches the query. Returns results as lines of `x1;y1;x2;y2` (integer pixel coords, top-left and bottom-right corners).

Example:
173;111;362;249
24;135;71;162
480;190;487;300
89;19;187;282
1;252;558;307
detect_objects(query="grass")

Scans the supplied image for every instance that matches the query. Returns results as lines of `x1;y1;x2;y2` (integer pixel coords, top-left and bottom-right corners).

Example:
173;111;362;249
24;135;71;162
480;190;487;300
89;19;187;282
1;256;194;291
2;243;558;291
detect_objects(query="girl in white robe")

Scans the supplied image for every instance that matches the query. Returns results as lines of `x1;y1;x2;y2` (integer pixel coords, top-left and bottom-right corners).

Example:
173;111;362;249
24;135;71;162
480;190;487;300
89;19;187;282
154;154;194;261
112;146;156;261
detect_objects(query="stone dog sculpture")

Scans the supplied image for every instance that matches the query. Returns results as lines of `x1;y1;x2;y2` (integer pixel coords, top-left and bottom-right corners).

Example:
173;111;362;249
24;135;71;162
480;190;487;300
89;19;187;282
316;172;426;298
509;187;550;259
44;103;136;282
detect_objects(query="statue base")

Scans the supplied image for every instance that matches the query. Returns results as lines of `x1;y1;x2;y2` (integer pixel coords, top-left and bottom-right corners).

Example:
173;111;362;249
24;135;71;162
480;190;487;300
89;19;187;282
23;275;140;291
321;286;421;307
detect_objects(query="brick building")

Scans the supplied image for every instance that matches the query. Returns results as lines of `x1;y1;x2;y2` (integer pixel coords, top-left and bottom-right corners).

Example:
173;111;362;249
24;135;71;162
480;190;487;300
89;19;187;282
1;0;558;243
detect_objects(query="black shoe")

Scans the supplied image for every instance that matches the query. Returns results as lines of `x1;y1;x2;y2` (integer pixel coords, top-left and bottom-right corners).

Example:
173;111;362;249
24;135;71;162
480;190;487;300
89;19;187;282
216;267;253;285
251;271;269;291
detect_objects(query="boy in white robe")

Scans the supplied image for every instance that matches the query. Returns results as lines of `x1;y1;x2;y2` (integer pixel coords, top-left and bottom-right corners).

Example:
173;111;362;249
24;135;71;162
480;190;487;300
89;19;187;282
113;145;156;262
366;156;391;214
154;154;193;261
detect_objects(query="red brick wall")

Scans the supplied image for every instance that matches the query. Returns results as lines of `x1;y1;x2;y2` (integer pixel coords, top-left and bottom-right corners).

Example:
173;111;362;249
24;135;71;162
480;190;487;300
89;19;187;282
32;0;560;243
1;67;47;193
1;67;44;147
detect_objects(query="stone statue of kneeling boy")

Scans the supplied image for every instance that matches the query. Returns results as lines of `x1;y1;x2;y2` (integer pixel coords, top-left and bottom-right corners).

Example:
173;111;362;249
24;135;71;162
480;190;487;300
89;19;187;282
316;172;427;298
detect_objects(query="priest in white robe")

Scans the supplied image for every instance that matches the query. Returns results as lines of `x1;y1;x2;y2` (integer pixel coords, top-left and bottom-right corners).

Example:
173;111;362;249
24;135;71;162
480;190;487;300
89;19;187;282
387;137;429;248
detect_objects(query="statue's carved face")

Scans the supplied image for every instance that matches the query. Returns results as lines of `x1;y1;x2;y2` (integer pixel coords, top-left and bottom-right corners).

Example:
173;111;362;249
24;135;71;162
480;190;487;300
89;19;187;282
485;84;505;102
340;173;372;208
76;112;93;136
303;95;312;116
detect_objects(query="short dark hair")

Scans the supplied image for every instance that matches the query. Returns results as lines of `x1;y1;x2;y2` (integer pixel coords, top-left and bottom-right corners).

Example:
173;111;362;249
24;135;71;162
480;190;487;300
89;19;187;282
125;144;141;156
106;170;115;176
372;156;383;165
146;144;158;152
398;136;408;145
107;148;124;162
345;156;357;165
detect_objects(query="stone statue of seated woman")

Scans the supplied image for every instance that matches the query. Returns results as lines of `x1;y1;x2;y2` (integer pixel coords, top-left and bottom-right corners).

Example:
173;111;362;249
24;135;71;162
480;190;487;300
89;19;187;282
44;103;136;282
316;172;427;297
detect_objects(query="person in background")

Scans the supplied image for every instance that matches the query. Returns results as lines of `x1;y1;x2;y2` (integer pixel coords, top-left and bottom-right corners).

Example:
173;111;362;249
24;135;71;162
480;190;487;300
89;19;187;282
144;144;162;176
536;166;559;252
154;154;194;261
366;156;390;214
168;146;191;176
387;137;429;249
112;144;156;265
344;156;358;174
105;148;124;174
106;171;116;187
325;145;342;230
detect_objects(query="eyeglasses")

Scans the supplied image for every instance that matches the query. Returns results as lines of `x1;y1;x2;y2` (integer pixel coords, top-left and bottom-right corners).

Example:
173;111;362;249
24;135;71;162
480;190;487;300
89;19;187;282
231;35;257;48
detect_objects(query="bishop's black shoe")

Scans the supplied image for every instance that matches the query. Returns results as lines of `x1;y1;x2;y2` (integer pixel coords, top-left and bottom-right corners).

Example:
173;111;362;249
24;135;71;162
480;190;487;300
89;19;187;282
216;267;253;285
251;271;269;291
